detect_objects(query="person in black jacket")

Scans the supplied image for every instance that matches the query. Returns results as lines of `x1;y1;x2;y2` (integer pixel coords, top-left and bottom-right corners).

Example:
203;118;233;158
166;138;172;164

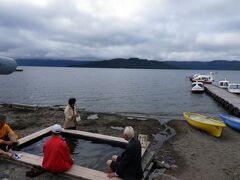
106;126;143;180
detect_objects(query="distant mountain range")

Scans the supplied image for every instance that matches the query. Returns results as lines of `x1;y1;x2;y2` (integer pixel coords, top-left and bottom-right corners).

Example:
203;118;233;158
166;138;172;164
78;58;174;69
164;60;240;70
16;58;240;70
16;59;89;67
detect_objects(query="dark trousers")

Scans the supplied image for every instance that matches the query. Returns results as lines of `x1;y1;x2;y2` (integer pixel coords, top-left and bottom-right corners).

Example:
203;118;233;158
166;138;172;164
0;135;9;151
65;127;76;130
0;135;18;151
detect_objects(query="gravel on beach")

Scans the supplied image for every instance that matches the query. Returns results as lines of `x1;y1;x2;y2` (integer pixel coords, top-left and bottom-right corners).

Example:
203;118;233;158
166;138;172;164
0;105;239;180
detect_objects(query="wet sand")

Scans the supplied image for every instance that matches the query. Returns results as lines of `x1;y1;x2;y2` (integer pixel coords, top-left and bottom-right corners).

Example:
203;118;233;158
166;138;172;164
0;104;240;179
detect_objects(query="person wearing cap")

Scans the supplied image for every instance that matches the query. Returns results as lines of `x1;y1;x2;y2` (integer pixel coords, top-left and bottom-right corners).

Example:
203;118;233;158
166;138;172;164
63;98;80;129
42;124;73;173
0;114;18;151
106;126;143;180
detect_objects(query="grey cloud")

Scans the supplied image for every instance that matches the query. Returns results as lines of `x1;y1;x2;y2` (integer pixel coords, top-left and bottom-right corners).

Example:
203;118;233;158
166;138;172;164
0;0;240;61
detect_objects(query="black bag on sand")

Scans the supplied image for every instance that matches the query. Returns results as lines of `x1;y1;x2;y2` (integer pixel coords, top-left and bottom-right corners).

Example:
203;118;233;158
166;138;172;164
26;166;45;178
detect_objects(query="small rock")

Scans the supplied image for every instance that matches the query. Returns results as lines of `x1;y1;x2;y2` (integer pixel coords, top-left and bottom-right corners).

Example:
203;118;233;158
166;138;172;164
166;128;171;135
87;114;98;120
0;172;9;179
170;164;178;169
76;107;85;111
149;171;179;180
137;117;147;121
126;117;134;120
148;169;166;180
156;168;167;174
110;126;124;131
155;161;171;169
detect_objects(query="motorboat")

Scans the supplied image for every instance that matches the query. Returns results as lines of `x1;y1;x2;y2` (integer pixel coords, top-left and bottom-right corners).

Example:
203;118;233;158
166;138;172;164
183;112;226;137
227;83;240;94
189;72;214;84
191;82;204;93
219;78;229;89
15;67;23;72
219;114;240;131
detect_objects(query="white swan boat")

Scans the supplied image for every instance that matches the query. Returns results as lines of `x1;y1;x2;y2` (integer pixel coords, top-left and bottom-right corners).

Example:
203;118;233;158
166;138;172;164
190;72;214;84
191;82;204;93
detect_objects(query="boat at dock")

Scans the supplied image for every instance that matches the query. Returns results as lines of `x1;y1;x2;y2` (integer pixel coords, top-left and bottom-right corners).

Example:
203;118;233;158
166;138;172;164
219;78;229;89
191;82;204;93
189;72;214;84
219;114;240;131
16;67;23;72
227;83;240;94
183;112;226;137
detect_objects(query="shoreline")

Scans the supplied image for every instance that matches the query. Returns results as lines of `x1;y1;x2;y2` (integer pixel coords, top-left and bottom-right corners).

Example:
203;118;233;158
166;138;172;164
0;104;239;179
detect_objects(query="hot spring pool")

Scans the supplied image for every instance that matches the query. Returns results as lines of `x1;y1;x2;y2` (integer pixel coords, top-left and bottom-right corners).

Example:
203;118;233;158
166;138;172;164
20;134;125;172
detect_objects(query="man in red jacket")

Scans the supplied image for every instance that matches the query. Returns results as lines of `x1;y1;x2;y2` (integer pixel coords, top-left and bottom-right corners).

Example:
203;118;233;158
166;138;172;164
42;124;73;173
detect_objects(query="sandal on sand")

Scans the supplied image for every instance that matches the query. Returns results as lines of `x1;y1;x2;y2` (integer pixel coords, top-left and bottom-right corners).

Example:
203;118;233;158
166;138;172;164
26;167;44;178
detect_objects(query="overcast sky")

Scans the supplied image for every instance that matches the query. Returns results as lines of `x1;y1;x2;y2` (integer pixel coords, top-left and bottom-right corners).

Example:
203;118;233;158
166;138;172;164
0;0;239;61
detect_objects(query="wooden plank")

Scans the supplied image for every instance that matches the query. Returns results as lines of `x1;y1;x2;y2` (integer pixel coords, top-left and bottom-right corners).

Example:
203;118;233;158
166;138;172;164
18;127;52;145
12;152;121;180
64;130;148;155
63;129;128;144
141;141;150;156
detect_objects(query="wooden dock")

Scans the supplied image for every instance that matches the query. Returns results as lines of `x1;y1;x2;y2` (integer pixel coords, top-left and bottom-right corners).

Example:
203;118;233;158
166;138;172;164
204;84;240;117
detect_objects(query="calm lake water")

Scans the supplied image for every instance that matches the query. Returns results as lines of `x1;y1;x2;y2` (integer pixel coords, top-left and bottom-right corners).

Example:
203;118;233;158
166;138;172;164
0;67;239;118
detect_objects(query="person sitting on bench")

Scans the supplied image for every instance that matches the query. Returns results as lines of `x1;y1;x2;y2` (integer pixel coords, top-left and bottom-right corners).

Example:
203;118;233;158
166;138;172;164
106;126;143;180
42;124;73;173
0;114;18;151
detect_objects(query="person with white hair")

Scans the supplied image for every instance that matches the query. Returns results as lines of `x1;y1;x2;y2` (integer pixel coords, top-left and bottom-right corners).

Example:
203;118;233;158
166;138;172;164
106;126;143;180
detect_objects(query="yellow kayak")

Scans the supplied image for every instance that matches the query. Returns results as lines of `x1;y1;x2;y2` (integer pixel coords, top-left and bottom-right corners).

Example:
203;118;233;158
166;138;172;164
183;112;226;137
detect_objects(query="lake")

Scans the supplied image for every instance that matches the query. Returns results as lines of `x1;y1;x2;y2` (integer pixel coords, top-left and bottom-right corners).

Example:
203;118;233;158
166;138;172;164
0;67;239;118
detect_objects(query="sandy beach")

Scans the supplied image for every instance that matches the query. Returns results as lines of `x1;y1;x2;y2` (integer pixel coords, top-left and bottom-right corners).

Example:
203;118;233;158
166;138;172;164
0;104;239;180
156;120;240;180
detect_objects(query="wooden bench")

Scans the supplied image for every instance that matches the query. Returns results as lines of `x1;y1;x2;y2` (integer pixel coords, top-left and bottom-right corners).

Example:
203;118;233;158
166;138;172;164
18;127;52;145
138;134;150;156
12;152;120;180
